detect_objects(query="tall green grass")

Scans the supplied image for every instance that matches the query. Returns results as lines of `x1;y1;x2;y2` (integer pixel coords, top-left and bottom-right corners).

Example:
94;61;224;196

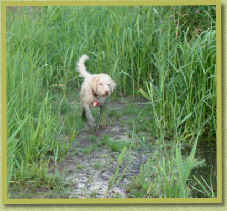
137;17;216;196
139;26;216;137
6;6;216;197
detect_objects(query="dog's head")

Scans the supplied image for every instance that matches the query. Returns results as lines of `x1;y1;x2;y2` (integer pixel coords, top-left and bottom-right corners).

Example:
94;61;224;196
90;74;116;97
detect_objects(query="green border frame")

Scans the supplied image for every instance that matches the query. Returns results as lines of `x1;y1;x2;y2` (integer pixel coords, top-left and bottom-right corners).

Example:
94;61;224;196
1;0;222;204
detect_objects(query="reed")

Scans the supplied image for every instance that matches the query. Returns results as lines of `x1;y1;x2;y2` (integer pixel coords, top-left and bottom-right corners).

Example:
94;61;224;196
6;5;216;197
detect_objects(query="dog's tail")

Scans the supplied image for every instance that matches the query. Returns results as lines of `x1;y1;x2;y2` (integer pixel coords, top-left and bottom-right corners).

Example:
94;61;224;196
77;54;91;78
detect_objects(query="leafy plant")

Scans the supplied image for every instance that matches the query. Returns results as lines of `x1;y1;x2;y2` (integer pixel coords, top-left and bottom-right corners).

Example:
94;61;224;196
106;147;127;197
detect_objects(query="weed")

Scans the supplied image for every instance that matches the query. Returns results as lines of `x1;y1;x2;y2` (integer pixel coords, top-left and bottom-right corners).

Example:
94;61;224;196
90;190;97;198
76;165;84;170
81;147;91;155
106;147;127;197
93;163;102;169
106;140;132;152
90;135;97;142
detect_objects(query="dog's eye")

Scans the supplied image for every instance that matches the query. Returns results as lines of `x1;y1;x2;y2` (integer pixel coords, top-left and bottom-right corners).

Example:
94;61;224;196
100;83;102;86
108;84;110;86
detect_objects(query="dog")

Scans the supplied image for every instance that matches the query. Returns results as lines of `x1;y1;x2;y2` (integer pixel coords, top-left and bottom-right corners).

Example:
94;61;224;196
77;55;116;129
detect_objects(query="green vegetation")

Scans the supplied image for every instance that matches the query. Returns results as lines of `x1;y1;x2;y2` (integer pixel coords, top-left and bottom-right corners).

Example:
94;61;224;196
93;163;102;169
76;165;84;170
106;147;127;197
6;5;216;198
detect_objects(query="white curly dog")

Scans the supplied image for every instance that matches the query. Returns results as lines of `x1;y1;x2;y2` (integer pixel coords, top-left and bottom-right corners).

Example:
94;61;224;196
77;55;116;129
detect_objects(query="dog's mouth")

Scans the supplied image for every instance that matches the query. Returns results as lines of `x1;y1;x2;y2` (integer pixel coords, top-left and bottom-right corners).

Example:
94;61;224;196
92;89;110;97
102;92;110;97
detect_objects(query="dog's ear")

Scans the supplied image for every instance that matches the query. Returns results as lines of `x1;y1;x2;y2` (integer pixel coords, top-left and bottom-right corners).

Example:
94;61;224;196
90;75;98;91
110;79;116;92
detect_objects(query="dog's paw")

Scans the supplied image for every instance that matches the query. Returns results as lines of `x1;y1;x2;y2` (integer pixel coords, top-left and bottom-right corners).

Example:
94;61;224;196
97;124;107;129
87;121;96;129
85;123;98;133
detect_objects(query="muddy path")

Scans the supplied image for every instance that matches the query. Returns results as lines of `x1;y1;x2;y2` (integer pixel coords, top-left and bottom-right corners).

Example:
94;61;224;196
53;98;156;198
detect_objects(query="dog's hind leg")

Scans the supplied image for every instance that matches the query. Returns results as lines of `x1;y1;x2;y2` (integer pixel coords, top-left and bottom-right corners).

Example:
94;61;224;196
81;107;86;119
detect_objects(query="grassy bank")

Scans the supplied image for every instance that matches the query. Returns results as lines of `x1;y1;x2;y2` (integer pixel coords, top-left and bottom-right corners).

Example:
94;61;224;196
6;6;216;198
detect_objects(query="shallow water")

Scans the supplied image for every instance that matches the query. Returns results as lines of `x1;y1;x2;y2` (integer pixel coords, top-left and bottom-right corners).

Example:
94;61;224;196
183;140;217;198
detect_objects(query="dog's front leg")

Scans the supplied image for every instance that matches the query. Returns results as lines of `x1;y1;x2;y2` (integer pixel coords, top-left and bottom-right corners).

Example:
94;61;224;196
84;104;96;128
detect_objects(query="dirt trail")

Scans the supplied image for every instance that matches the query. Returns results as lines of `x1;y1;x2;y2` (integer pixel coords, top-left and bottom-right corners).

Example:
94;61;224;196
58;126;150;198
56;98;154;198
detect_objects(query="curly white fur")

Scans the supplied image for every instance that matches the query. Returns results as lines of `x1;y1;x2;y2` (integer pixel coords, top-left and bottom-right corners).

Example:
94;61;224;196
77;54;116;128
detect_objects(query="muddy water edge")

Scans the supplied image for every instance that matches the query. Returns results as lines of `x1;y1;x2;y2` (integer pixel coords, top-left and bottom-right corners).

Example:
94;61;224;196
184;139;217;198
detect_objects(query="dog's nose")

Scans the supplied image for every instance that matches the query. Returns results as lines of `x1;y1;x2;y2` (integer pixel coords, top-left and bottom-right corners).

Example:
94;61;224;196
105;90;109;95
